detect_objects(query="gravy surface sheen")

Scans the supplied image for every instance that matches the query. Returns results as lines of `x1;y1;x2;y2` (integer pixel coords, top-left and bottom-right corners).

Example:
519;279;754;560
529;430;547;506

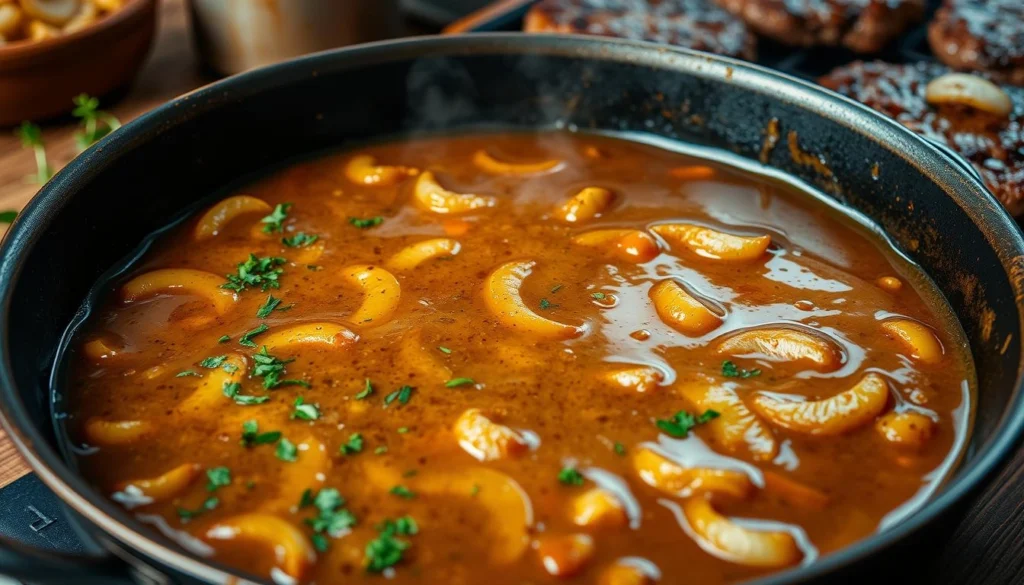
68;132;972;585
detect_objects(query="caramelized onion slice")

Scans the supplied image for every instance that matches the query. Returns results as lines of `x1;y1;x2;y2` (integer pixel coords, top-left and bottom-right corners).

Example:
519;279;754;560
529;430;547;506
880;319;943;364
553;187;613;224
572;229;660;264
205;514;316;580
716;327;842;372
473;150;563;175
483;260;585;340
116;463;200;502
751;373;890;435
259;322;358;352
649;280;723;337
386;238;461;270
925;73;1013;117
678;381;778;461
121;269;236;315
682;496;802;569
652;223;770;262
632;448;752;499
343;265;401;327
875;410;937;449
413;171;496;214
83;419;153;446
344;154;419;186
573;488;628;528
453;408;529;462
193;195;272;240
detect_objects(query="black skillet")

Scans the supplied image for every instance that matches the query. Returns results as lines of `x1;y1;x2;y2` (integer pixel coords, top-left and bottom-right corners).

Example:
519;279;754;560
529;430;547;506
0;34;1022;585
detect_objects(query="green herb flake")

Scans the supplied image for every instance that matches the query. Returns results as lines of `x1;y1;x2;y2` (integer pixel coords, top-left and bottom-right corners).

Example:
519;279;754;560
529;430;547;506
445;377;475;388
16;121;52;184
397;427;409;434
176;370;201;378
276;437;298;462
205;467;231;492
222;381;270;405
655;409;720;438
222;363;239;374
251;346;309;389
402;469;418;478
261;203;292;234
217;335;231;344
176;496;218;521
341;433;364;455
239;323;269;348
374;446;388;455
384;385;414;407
222;254;286;293
348;216;383;229
72;93;120;151
613;442;627;456
303;487;358;552
470;484;480;497
199;355;228;368
256;295;282;319
550;284;563;294
539;298;557;310
291;397;320;421
355;378;374;400
0;210;18;224
240;420;281;447
282;232;319;248
438;346;452;355
558;466;585;486
364;517;415;573
591;292;606;300
389;485;415;499
721;360;761;379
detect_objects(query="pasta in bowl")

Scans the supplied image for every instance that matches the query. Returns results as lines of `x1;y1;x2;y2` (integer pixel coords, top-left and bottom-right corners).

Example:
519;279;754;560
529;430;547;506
66;132;973;584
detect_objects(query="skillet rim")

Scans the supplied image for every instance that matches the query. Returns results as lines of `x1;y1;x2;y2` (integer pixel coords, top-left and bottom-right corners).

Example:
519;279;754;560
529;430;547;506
0;33;1022;585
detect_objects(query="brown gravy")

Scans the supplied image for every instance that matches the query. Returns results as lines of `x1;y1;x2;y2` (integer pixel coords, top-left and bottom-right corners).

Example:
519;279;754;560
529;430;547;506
67;132;972;584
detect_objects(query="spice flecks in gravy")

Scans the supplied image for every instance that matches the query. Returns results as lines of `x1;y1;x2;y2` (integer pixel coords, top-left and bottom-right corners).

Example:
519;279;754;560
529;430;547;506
67;132;972;584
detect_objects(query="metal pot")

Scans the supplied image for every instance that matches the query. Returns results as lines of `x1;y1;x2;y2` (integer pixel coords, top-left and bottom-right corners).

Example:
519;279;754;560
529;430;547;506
0;34;1021;585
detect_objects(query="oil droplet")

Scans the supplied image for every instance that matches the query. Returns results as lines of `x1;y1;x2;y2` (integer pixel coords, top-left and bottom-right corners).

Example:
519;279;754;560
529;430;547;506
630;329;651;341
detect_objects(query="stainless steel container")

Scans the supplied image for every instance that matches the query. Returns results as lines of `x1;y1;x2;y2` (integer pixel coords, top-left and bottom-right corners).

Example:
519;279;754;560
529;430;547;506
189;0;401;75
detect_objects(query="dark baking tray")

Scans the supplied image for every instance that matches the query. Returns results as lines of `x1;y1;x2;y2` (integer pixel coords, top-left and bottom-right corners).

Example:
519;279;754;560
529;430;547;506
447;0;943;81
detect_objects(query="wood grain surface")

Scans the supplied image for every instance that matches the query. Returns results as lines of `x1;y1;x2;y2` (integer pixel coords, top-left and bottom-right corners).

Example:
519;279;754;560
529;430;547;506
0;1;1021;583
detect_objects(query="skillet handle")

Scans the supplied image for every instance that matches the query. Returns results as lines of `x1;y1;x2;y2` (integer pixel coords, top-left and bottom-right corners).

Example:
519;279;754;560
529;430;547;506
0;473;137;584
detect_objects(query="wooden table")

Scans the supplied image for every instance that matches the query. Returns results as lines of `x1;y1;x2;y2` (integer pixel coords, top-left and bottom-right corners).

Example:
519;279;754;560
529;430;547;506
0;1;1022;583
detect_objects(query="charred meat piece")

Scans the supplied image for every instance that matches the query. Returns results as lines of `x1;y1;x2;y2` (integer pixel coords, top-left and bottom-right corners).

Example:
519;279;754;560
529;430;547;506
524;0;757;60
714;0;923;53
928;0;1024;86
820;61;1024;215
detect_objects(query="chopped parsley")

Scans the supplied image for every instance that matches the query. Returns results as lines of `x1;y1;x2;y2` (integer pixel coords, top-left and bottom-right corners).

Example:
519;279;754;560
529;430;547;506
438;346;452;355
539;298;558;310
205;467;231;492
222;254;286;293
282;232;319;248
389;485;415;499
470;484;480;497
397;427;409;434
256;294;282;318
251;346;309;389
176;370;201;378
402;469;418;478
558;466;585;486
613;442;627;456
239;323;269;348
240;420;281;447
349;216;383;229
221;363;239;374
260;203;292;234
217;335;231;343
222;381;269;405
0;210;18;224
302;487;357;552
384;385;413;407
199;355;227;368
365;517;417;573
341;433;364;455
355;378;374;400
291;397;320;421
374;446;388;455
176;496;218;521
445;377;475;388
550;284;563;294
656;409;720;438
276;437;298;462
591;292;606;300
721;360;761;379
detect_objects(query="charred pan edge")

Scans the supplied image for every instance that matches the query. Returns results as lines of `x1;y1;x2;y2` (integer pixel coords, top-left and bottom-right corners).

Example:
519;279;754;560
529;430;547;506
0;34;1021;585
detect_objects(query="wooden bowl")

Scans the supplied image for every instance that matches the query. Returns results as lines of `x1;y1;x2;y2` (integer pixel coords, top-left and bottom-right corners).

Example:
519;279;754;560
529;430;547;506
0;0;157;127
